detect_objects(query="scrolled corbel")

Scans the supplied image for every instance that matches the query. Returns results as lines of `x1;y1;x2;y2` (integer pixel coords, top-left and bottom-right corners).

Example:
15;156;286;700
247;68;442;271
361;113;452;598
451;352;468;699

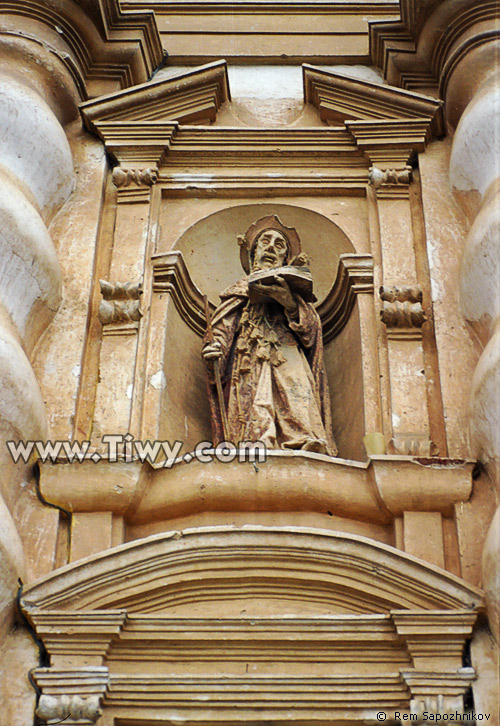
36;694;102;724
380;285;426;330
98;279;143;326
368;165;413;189
112;167;158;188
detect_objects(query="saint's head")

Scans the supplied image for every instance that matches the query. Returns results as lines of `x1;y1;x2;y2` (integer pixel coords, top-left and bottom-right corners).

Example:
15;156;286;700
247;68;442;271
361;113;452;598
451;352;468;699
252;229;289;270
239;215;301;274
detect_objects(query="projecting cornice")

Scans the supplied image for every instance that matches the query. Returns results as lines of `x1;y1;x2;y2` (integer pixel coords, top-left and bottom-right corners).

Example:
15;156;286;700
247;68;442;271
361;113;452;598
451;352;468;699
81;67;441;179
0;0;163;95
80;117;370;173
80;61;230;129
22;526;483;613
303;64;444;137
346;119;432;167
120;0;401;64
84;122;178;166
122;1;400;13
369;0;500;97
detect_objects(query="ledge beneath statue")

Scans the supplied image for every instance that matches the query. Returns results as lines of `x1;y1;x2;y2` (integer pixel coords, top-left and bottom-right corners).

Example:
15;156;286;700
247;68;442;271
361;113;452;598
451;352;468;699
38;452;473;571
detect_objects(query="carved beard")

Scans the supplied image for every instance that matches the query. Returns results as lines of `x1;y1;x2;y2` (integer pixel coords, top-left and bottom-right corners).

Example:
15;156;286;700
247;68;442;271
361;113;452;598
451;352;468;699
250;253;289;273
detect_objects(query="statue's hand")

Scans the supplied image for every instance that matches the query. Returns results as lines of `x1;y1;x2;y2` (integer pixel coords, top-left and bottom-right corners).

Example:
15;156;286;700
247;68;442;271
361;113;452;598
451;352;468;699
202;341;223;360
252;275;298;315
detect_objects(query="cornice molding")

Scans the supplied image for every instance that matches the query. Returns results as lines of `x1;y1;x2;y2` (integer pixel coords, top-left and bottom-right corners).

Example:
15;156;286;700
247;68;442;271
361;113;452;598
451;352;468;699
0;0;163;95
26;609;477;724
29;611;127;661
82;117;373;171
163;126;367;168
105;673;411;711
346;119;431;167
21;526;483;613
120;0;400;64
157;171;369;196
86;121;178;165
392;610;477;664
303;64;444;137
80;61;230;128
152;250;373;342
29;668;476;721
152;251;209;337
122;0;400;15
369;0;500;96
28;611;411;665
81;69;439;171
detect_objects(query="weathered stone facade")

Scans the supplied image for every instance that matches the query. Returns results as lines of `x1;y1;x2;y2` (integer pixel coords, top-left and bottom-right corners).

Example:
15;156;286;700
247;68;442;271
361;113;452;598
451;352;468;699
0;0;498;723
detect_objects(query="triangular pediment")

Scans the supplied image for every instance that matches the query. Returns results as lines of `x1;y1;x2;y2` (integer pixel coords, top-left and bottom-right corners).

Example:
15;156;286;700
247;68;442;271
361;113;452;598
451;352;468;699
80;60;230;131
303;64;444;138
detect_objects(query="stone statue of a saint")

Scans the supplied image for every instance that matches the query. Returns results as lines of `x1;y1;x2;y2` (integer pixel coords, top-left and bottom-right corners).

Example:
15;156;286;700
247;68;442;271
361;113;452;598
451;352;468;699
202;215;337;456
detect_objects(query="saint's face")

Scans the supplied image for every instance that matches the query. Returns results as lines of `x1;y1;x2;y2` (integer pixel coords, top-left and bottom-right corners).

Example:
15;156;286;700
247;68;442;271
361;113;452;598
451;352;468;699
253;230;288;269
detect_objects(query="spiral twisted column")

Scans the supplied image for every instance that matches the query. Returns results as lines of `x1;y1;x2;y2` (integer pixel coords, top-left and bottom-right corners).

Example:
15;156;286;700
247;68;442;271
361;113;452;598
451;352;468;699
448;39;500;645
0;62;74;640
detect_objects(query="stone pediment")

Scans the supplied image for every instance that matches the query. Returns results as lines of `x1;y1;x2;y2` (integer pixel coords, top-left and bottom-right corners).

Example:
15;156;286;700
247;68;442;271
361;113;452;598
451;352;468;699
21;528;482;723
80;63;443;174
22;525;482;615
81;60;230;130
303;64;444;136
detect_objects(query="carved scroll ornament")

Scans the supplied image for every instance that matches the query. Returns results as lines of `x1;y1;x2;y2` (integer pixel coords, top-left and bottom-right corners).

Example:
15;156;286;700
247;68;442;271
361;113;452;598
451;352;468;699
112;167;158;187
98;280;143;326
36;694;102;723
380;285;426;329
369;165;413;188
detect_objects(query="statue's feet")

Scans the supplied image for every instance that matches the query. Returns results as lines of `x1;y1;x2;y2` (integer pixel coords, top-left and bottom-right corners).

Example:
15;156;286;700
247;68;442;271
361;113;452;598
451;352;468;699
301;438;328;454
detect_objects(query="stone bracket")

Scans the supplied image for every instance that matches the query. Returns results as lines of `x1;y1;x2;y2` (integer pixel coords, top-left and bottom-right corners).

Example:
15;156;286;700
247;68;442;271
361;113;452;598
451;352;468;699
27;611;128;666
99;279;143;335
391;611;478;669
369;165;413;189
380;284;426;339
400;668;476;721
112;166;159;202
346;119;430;170
34;667;109;725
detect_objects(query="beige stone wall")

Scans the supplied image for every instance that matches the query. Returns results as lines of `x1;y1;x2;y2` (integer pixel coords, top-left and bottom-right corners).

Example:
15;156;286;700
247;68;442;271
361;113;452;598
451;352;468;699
0;0;498;723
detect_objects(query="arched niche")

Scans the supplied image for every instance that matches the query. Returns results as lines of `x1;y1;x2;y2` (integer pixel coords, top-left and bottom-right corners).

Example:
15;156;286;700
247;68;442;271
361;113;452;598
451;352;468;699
156;203;366;461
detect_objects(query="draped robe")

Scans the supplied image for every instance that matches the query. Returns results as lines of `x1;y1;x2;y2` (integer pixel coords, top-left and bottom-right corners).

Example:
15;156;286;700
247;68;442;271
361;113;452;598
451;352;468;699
204;278;337;456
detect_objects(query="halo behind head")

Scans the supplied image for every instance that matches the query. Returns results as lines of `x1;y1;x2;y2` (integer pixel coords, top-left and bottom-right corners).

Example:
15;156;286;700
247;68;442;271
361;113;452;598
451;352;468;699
239;215;301;273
